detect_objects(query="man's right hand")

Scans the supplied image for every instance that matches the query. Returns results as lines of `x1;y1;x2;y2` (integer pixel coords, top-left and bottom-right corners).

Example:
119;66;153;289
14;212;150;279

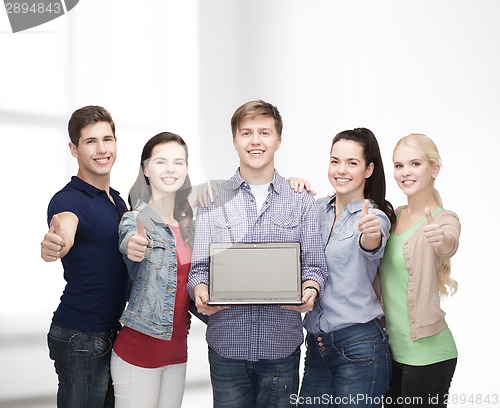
193;284;229;316
41;215;67;262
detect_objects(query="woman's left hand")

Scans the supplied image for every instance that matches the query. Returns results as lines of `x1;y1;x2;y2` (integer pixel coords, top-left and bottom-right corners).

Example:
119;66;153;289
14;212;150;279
358;200;381;251
288;177;317;195
423;207;445;248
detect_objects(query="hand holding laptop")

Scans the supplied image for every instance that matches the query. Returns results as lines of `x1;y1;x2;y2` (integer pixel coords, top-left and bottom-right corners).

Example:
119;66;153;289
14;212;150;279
193;283;230;316
281;280;320;313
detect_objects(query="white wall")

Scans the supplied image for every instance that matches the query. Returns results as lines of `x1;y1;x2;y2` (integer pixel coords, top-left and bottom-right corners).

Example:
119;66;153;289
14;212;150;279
1;1;499;406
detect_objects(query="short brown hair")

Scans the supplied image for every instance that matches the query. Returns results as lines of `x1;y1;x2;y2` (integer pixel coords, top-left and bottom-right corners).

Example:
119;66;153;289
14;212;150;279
68;105;115;145
230;100;283;138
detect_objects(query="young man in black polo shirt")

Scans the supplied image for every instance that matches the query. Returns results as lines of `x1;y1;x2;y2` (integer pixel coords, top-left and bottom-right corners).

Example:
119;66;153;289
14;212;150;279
40;105;129;408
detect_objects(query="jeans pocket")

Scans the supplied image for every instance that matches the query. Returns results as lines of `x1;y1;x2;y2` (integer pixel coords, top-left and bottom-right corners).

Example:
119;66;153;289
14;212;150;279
47;332;74;385
339;338;376;364
271;375;295;401
91;335;113;358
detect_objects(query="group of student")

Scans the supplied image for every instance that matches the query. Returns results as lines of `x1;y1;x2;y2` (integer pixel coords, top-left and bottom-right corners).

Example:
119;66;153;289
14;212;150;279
40;100;461;408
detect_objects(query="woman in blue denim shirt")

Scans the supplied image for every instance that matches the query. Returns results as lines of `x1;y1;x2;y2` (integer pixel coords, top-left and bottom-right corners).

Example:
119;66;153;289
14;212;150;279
110;132;194;408
296;128;396;408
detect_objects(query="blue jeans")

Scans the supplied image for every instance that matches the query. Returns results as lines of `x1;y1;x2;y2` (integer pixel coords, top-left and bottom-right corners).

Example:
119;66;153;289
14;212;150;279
47;323;117;408
208;347;300;408
298;319;392;408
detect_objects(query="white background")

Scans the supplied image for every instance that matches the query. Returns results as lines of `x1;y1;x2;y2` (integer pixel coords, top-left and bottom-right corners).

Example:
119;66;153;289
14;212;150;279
1;1;499;406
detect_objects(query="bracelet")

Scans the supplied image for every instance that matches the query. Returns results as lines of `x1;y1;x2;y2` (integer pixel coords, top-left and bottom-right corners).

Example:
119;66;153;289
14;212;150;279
304;286;320;305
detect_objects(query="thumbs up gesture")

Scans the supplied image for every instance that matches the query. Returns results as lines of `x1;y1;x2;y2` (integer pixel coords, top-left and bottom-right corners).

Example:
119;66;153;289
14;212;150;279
41;214;67;261
358;199;382;251
422;207;445;248
127;218;149;262
358;200;381;236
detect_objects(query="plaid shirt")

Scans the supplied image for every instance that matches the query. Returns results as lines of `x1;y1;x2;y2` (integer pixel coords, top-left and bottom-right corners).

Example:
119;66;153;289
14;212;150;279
187;169;328;361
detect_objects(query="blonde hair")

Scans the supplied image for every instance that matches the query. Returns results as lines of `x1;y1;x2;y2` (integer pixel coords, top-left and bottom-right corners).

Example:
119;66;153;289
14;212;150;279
394;133;457;297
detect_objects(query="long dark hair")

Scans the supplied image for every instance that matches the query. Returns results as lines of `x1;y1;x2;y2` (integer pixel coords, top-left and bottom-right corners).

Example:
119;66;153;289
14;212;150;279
129;132;194;247
332;128;396;224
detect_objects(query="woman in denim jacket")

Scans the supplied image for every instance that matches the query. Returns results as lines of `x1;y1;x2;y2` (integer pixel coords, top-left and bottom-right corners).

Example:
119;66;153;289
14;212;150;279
111;132;194;408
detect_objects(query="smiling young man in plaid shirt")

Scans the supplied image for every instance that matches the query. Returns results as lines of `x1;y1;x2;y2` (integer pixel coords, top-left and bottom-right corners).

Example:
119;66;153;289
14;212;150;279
187;99;328;408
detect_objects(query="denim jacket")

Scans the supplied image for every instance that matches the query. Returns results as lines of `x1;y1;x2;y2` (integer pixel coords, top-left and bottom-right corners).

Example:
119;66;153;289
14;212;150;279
118;202;178;340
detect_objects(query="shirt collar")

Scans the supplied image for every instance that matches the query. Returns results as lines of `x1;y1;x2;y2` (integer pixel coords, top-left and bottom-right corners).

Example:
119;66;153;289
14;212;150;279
325;195;370;213
227;168;283;194
69;176;121;199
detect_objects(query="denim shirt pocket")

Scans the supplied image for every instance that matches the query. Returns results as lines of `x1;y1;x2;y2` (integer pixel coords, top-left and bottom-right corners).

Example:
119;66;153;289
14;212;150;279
338;229;356;240
335;229;357;251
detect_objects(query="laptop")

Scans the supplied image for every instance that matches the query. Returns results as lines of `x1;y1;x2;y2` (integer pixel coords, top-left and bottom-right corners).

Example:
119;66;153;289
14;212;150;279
208;242;302;305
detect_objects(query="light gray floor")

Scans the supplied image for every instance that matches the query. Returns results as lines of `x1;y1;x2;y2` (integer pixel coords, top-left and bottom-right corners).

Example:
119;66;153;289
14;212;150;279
0;317;212;408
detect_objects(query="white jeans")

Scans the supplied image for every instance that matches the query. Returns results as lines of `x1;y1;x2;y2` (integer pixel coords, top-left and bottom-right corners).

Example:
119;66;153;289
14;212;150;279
110;351;187;408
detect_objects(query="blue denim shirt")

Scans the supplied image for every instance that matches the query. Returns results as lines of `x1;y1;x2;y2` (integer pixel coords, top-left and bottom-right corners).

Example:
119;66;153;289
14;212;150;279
304;196;390;334
118;202;178;340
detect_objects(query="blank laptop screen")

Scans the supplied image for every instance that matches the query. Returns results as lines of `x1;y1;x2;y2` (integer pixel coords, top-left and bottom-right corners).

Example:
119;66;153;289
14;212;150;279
208;242;302;305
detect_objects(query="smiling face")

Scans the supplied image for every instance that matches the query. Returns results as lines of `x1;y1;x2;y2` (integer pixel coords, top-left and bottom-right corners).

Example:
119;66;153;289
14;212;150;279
328;139;373;202
233;115;281;183
393;144;440;198
143;141;188;201
70;121;116;185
